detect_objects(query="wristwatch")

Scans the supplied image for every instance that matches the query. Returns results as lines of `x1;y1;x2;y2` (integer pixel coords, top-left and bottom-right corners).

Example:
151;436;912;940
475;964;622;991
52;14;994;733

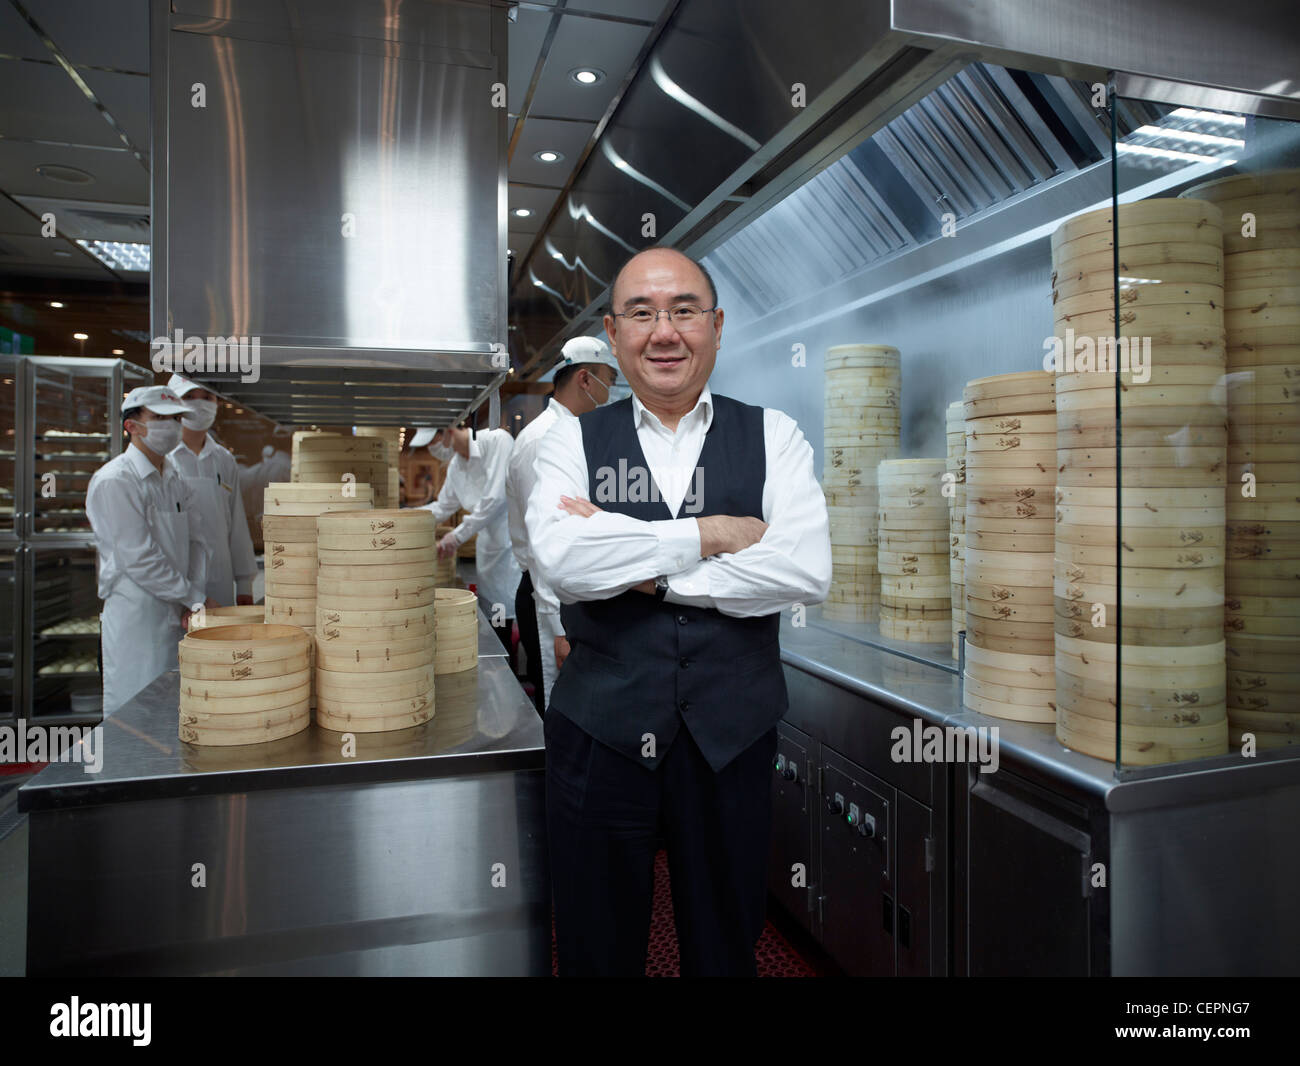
653;574;669;602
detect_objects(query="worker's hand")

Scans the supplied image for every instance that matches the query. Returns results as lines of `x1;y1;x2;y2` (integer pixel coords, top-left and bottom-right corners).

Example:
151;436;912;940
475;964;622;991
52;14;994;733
437;531;459;559
696;514;768;557
554;636;570;670
236;594;254;606
558;495;601;518
181;608;193;631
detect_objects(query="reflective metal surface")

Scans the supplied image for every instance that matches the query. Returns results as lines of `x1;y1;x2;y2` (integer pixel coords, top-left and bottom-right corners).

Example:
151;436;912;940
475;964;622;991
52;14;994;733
150;0;509;426
19;617;542;811
893;0;1300;116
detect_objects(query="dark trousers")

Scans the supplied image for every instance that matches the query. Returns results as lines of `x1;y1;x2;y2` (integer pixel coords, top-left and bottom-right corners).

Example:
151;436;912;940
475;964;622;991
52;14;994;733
546;709;777;977
515;570;544;715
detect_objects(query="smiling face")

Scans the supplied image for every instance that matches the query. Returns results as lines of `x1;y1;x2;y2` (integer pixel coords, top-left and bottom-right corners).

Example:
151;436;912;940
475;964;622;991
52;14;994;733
603;248;723;414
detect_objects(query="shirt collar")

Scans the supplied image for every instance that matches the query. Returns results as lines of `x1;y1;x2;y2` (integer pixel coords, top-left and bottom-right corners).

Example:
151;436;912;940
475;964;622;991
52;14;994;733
631;384;713;434
465;432;483;461
546;397;576;421
125;442;164;480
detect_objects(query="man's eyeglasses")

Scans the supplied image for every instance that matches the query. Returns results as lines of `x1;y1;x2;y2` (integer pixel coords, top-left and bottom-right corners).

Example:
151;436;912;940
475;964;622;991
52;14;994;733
613;304;717;330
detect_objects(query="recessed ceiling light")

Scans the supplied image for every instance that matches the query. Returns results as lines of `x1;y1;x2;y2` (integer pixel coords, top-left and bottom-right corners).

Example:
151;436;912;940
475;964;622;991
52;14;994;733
36;163;94;185
111;348;124;355
49;301;64;308
75;239;150;272
73;332;88;340
571;68;604;85
512;208;532;218
534;150;564;164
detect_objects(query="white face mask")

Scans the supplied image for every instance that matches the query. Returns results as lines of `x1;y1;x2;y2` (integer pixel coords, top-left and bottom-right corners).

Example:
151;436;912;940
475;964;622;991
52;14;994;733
182;398;218;431
428;442;456;462
582;373;612;408
137;417;183;455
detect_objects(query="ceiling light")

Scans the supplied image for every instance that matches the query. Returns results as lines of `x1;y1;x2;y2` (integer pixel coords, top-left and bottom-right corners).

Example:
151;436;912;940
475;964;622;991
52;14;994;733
570;68;604;85
1132;123;1244;149
75;239;150;272
49;301;63;308
512;208;532;218
534;150;563;163
36;163;94;185
73;332;88;340
1116;142;1227;164
111;348;124;355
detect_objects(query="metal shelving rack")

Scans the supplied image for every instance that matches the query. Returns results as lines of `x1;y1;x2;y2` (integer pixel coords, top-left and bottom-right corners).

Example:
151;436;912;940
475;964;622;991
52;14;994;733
2;356;150;724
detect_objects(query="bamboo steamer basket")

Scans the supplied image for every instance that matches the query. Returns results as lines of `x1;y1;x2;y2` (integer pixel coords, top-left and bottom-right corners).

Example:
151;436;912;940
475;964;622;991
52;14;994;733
316;695;434;734
180;709;310;746
264;483;374;516
178;623;311;665
318;509;431;536
189;604;266;628
315;602;436;630
181;667;312;701
825;344;901;370
434;587;479;674
315;636;434;673
877;458;949;643
299;436;387;460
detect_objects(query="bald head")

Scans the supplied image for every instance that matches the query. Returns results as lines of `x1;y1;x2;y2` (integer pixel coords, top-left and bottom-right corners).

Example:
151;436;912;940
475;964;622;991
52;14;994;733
609;246;717;313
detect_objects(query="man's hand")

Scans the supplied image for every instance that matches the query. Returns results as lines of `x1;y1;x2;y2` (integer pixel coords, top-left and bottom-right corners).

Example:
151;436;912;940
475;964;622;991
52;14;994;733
236;594;254;606
437;531;459;559
559;495;601;518
696;515;768;557
181;608;193;631
554;636;570;670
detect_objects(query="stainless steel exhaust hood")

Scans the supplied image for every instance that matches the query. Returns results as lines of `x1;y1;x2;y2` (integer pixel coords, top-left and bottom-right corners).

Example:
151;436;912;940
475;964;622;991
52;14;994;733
149;0;508;427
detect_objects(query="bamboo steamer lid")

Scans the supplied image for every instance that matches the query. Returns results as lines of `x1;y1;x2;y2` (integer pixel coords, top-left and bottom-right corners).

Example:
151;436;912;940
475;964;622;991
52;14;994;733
181;649;311;681
180;708;310;746
1053;199;1224;247
825;344;900;368
189;604;266;628
179;622;311;663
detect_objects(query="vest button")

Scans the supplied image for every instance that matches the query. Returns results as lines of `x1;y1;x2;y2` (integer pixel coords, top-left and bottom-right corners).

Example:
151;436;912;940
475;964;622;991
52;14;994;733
677;615;688;625
679;699;690;711
679;657;690;669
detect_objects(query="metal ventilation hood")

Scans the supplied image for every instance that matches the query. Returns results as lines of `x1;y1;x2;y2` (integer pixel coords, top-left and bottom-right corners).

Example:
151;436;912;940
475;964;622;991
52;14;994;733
149;0;508;427
509;0;1300;375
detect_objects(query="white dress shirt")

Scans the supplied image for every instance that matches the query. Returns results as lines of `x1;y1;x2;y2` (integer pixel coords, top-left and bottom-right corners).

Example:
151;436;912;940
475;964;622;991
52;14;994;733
170;435;258;601
506;397;574;617
525;384;831;618
420;428;522;615
86;444;209;608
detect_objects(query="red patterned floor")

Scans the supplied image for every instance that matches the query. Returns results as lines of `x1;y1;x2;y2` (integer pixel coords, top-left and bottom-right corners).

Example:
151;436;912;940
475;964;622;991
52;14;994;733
551;849;822;977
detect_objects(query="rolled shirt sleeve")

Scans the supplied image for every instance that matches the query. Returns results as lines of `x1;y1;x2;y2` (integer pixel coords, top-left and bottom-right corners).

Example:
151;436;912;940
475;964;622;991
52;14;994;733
526;415;702;603
664;409;831;617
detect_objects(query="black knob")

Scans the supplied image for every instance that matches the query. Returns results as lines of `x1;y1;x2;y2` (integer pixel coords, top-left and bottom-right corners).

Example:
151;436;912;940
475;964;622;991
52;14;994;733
858;814;876;839
827;795;844;816
781;765;797;782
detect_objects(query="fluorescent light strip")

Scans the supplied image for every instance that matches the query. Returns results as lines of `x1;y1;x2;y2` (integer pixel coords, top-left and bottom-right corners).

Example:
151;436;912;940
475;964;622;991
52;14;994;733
75;239;150;271
1116;142;1231;164
1132;123;1244;148
1168;107;1247;127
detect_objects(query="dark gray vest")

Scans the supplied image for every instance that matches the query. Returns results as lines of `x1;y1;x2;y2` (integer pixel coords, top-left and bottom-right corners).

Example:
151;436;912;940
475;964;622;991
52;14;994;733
550;394;786;772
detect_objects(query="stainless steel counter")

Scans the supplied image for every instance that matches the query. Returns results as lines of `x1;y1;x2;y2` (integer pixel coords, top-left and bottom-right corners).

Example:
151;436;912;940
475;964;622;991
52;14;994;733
780;608;1300;811
21;607;548;976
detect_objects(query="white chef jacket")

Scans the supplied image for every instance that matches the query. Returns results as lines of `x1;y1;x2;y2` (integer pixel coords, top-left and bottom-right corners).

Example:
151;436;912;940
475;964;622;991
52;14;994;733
170;435;257;604
86;444;210;714
421;428;522;618
505;397;575;707
525;384;831;616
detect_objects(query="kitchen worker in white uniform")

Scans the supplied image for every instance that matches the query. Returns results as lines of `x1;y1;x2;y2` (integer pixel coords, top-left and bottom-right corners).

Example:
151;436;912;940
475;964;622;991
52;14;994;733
411;425;522;654
505;337;619;713
86;386;213;714
166;374;257;605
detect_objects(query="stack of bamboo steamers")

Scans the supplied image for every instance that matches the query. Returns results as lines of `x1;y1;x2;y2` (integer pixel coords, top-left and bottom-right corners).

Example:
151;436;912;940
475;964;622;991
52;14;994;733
1051;198;1229;764
294;433;391;509
1181;169;1300;750
314;509;437;732
178;624;312;745
962;371;1057;722
946;401;967;658
877;459;950;642
823;345;902;622
355;426;402;515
